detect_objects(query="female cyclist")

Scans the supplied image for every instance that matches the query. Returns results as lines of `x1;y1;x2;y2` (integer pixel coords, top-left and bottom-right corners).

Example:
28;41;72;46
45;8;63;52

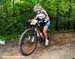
33;4;50;46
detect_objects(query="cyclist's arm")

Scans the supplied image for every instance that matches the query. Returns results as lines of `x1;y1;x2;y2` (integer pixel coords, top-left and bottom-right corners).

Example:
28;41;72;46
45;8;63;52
33;17;36;20
46;15;50;21
42;10;50;21
33;15;38;20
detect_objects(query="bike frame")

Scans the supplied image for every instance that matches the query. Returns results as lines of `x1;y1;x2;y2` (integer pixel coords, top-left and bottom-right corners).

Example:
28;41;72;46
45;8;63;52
30;25;42;42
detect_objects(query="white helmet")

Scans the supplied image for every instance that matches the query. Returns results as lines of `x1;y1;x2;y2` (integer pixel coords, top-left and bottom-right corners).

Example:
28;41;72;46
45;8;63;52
33;4;41;12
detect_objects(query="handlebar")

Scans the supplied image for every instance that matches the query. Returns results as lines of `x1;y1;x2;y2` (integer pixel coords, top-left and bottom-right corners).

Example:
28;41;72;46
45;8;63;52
25;19;45;26
28;19;43;23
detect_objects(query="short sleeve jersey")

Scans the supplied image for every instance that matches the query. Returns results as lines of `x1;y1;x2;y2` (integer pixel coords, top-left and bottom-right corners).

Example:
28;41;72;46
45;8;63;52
35;10;48;21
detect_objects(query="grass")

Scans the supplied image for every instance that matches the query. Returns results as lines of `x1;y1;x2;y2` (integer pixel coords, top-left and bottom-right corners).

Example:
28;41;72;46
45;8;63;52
0;34;21;41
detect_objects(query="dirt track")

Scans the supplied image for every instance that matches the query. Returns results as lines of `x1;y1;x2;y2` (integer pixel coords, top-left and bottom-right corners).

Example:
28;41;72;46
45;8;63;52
0;33;75;59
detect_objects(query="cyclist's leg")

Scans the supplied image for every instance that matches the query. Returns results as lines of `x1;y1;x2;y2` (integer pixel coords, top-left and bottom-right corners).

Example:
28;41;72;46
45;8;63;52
43;21;50;39
39;25;44;38
40;32;43;38
43;27;48;39
43;21;50;46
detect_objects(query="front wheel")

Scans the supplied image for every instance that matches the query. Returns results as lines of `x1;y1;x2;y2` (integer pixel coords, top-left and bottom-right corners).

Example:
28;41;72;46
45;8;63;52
19;28;37;56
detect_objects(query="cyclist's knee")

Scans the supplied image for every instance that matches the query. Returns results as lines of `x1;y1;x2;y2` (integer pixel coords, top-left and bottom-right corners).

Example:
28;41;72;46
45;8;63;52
43;27;47;33
43;30;46;34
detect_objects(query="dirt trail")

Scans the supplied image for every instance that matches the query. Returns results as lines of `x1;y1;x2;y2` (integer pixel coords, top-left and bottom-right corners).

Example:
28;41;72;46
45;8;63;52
0;33;75;59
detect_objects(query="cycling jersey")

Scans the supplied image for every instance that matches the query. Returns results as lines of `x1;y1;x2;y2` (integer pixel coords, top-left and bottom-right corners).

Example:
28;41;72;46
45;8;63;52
35;10;48;21
35;10;50;29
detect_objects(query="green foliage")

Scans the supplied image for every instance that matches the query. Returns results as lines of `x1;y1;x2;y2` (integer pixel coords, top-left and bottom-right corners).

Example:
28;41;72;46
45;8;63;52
20;0;42;5
71;2;75;16
0;0;75;40
59;1;70;16
0;0;35;35
43;0;57;18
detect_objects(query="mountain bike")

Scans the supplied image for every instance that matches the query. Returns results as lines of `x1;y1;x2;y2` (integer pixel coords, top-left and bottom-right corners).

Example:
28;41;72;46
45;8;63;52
19;19;51;56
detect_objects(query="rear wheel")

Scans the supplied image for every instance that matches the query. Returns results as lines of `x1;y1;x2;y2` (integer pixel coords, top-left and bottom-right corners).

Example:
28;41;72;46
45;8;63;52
19;28;37;56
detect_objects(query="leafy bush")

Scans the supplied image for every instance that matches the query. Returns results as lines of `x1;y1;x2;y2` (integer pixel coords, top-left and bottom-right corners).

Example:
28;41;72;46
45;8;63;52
0;0;35;35
0;0;75;40
42;0;57;18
